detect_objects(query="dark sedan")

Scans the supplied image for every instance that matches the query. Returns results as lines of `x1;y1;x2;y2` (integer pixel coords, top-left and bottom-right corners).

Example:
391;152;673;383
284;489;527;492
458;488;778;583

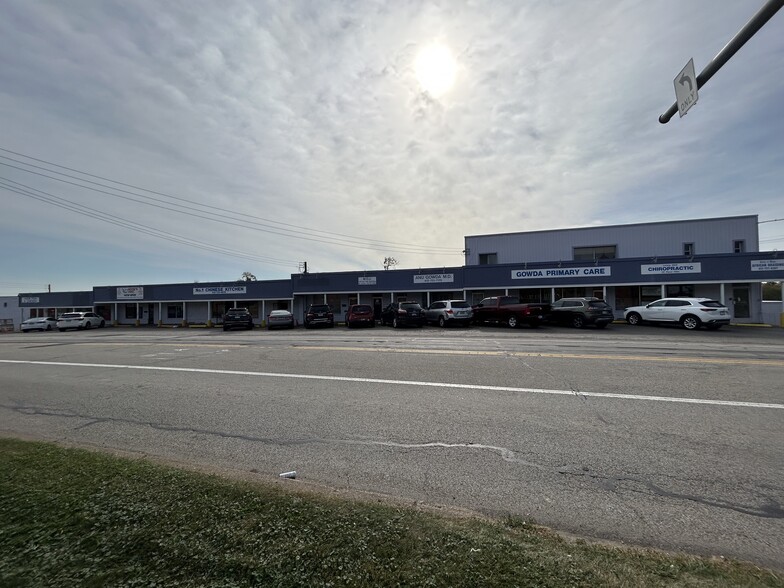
380;302;427;328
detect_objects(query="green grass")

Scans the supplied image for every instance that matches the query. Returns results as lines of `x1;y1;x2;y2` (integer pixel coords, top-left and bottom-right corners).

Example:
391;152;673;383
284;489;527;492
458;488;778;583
0;438;781;587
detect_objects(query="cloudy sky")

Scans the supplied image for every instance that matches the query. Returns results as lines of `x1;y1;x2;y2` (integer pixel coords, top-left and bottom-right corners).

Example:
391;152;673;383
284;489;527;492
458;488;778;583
1;1;783;295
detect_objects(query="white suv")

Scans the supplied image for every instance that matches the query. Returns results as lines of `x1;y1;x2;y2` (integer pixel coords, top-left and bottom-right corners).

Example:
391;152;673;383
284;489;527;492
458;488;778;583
425;300;473;327
57;312;106;331
624;298;730;330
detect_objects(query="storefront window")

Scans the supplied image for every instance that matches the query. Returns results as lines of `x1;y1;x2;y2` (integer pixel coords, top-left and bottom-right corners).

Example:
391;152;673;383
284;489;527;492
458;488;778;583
666;285;694;297
125;305;137;319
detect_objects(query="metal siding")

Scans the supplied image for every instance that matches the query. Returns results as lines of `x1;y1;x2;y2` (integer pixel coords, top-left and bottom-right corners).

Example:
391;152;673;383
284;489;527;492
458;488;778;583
18;291;94;307
465;216;759;264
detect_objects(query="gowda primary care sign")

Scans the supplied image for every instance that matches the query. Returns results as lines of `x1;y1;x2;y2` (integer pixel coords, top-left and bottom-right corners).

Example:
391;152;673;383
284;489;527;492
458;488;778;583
512;266;611;279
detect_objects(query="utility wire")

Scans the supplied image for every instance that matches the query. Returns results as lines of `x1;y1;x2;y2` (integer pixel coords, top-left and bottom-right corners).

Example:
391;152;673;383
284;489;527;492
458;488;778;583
0;179;301;268
0;148;462;254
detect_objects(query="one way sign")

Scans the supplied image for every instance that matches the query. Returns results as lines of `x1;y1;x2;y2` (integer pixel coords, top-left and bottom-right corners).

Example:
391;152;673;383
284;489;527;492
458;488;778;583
674;58;698;117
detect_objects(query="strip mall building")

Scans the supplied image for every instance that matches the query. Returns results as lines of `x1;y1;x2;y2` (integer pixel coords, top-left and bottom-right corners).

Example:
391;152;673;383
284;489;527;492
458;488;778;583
17;215;784;327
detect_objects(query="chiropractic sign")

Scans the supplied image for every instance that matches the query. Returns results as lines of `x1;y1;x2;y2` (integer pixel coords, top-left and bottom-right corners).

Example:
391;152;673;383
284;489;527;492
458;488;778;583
640;263;702;275
511;266;611;279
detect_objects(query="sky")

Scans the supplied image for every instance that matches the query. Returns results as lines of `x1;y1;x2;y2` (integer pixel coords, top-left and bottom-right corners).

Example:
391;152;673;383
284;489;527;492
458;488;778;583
1;1;783;296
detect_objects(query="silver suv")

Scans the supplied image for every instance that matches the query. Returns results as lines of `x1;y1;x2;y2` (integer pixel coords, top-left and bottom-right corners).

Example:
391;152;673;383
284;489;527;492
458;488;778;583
549;297;613;329
425;300;473;327
624;297;730;330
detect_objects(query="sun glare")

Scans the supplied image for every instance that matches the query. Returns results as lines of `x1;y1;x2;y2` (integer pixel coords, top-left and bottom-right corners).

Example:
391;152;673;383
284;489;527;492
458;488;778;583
414;44;457;97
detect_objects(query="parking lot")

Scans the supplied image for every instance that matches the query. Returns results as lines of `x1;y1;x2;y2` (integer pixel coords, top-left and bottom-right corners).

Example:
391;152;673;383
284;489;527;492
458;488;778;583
1;323;783;568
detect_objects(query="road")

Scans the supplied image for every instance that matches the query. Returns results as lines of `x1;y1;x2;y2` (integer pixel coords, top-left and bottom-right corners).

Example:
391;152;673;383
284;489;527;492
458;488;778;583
1;324;782;568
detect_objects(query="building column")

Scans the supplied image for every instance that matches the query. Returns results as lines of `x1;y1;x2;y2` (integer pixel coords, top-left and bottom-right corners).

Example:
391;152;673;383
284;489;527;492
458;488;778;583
182;302;187;327
504;288;508;296
780;282;784;328
113;303;118;326
426;292;431;307
661;285;666;299
135;302;140;327
262;300;266;327
158;302;163;327
719;283;726;306
357;292;360;304
207;301;212;327
602;286;607;300
551;287;556;302
323;294;327;304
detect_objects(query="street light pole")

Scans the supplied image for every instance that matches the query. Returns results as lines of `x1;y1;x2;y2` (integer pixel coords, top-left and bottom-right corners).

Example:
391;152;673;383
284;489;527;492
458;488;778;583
659;0;784;124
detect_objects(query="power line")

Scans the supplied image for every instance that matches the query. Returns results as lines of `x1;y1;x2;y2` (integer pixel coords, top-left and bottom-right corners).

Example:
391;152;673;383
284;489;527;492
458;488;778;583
0;179;301;269
0;147;463;255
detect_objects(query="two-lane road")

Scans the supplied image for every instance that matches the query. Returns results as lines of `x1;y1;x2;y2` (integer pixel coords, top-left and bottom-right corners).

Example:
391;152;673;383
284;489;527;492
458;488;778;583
1;325;782;568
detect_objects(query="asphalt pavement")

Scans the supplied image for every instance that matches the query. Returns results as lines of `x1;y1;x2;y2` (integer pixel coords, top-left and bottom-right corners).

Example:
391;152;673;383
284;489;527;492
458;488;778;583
1;323;782;569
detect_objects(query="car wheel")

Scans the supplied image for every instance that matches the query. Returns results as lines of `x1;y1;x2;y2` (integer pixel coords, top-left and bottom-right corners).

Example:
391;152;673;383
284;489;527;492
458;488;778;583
681;315;701;330
85;321;92;329
438;316;446;328
46;325;52;331
99;320;106;328
507;316;518;328
572;315;585;329
392;317;399;328
626;312;642;326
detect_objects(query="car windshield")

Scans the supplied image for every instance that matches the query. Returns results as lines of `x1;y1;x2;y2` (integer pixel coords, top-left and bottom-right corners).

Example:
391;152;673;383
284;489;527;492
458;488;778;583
588;301;611;309
451;301;471;308
310;305;330;312
400;303;422;310
226;309;248;314
353;305;372;312
60;313;81;318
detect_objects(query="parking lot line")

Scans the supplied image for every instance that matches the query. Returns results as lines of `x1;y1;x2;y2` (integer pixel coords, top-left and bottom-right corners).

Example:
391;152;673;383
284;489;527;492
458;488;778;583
1;359;782;410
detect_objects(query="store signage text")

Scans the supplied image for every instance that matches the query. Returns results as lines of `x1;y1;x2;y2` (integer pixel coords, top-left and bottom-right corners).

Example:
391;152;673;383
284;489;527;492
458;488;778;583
751;260;784;272
358;276;377;285
512;266;611;279
117;287;144;299
641;263;702;275
414;273;454;284
21;296;40;304
193;286;247;295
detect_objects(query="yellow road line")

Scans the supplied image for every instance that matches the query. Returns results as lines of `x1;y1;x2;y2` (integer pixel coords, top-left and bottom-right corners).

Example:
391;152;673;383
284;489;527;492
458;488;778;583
293;345;784;367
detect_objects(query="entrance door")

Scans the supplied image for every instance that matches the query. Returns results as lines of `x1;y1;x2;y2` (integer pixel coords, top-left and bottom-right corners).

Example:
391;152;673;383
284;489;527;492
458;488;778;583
732;286;750;319
147;304;155;325
373;297;383;320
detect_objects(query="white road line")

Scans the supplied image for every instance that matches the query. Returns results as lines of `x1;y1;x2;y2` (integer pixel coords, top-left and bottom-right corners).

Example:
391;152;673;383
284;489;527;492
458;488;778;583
1;359;782;410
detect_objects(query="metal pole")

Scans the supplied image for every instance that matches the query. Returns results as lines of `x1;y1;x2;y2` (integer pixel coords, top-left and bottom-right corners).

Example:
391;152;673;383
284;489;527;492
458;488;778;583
659;0;784;124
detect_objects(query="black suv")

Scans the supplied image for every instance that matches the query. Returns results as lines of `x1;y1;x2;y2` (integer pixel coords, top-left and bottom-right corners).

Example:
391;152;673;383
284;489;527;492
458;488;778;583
304;304;334;328
222;307;254;331
380;302;427;328
548;297;614;329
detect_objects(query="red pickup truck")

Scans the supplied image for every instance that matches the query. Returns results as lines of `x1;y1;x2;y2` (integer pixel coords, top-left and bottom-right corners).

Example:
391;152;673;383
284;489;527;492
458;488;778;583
472;296;550;328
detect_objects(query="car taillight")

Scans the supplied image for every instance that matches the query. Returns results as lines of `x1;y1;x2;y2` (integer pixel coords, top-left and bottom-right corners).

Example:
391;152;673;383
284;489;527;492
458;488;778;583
446;309;453;314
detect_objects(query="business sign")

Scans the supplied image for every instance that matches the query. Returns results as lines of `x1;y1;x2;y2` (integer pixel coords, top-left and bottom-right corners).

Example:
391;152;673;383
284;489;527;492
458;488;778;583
413;273;454;284
512;266;611;279
193;286;247;295
117;287;144;299
21;296;40;304
358;276;377;286
751;259;784;272
641;263;702;275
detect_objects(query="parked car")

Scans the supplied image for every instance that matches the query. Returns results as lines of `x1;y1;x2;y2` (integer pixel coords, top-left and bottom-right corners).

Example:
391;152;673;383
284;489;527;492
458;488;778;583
21;316;58;332
56;312;106;331
345;304;375;328
267;309;294;330
624;298;730;330
304;304;334;328
380;302;427;328
548;297;614;329
223;307;254;331
471;296;549;328
425;300;473;327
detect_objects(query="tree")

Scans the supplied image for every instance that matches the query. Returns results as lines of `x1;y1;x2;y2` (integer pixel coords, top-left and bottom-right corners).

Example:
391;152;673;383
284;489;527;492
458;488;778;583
239;272;257;282
383;257;398;271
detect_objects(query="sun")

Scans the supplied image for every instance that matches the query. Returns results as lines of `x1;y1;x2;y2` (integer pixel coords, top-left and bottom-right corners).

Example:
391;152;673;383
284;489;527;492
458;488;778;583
414;44;457;97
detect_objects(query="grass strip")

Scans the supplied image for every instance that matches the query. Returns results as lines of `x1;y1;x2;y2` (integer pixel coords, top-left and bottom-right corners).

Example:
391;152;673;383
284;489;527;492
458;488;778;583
0;437;781;587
